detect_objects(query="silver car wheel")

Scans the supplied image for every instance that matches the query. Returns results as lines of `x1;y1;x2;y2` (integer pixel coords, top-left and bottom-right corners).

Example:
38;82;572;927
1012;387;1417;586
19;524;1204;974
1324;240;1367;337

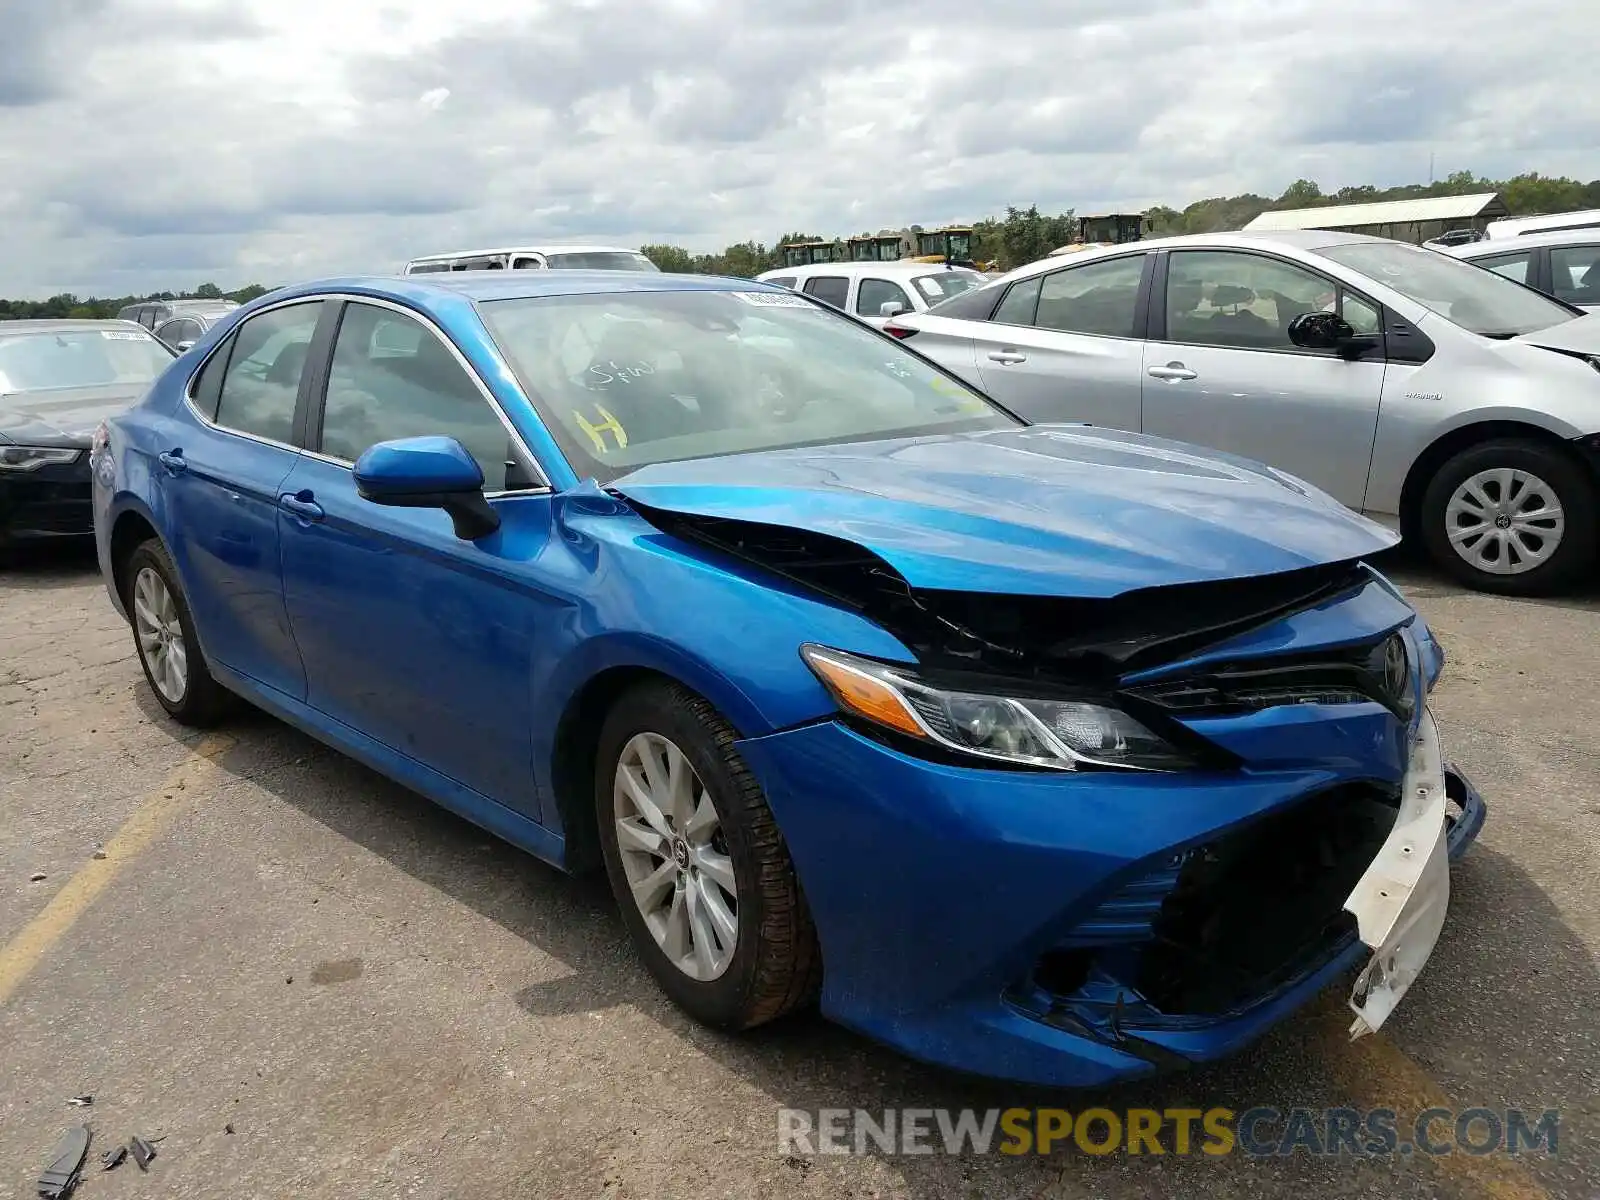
132;566;189;703
1444;467;1565;576
613;731;739;981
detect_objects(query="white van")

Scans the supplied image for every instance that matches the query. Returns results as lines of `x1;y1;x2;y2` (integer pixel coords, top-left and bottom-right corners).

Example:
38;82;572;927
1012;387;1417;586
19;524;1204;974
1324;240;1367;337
403;245;660;274
754;261;985;328
1482;209;1600;240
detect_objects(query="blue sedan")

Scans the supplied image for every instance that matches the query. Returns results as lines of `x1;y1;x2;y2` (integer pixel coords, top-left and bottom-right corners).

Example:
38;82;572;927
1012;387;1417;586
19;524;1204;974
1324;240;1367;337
90;271;1486;1086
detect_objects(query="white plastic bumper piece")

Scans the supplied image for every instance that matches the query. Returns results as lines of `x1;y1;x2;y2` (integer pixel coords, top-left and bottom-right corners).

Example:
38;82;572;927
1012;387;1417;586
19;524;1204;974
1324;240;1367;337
1343;706;1451;1039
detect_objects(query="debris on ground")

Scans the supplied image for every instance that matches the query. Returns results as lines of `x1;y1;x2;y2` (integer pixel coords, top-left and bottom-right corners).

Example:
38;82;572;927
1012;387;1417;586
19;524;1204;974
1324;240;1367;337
224;1123;235;1135
100;1145;126;1171
37;1124;91;1199
65;1096;93;1108
129;1135;158;1171
30;871;47;882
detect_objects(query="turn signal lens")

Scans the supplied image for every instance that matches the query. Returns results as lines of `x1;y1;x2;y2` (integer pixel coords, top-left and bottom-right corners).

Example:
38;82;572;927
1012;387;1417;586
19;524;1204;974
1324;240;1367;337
802;646;926;738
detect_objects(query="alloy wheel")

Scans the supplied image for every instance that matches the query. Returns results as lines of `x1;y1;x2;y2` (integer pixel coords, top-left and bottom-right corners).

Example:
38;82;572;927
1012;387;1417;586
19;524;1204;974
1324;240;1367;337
612;731;739;981
1443;467;1565;576
132;566;188;703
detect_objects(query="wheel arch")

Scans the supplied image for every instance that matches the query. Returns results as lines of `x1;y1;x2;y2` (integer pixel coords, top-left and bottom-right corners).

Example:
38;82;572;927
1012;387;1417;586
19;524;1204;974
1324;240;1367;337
540;638;781;874
1397;418;1591;544
108;504;164;616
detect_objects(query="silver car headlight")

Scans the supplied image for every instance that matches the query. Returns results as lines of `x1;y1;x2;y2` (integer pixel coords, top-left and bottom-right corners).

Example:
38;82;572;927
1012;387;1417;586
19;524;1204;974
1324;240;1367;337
0;446;82;471
801;645;1191;771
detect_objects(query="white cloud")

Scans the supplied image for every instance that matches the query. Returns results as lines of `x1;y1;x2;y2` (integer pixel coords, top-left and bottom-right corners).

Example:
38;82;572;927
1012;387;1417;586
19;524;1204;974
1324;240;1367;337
0;0;1595;297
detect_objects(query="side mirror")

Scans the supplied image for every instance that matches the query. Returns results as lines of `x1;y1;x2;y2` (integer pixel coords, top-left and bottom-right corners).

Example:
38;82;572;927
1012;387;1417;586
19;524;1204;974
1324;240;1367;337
879;301;908;318
1287;310;1380;358
352;435;501;541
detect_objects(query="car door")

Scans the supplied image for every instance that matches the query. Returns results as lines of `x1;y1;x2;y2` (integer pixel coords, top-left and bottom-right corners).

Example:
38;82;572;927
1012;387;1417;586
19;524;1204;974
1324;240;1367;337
854;277;914;328
965;252;1150;431
1140;248;1386;509
157;299;327;700
276;299;557;818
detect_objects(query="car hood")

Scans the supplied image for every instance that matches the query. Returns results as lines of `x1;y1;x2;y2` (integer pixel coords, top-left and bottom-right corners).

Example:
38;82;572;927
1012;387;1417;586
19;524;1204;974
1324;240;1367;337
609;424;1398;597
0;383;151;445
1514;312;1600;355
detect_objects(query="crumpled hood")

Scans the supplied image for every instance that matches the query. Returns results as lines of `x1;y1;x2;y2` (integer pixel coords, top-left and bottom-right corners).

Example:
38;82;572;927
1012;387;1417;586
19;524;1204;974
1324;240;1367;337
1514;311;1600;355
0;383;151;445
610;424;1398;597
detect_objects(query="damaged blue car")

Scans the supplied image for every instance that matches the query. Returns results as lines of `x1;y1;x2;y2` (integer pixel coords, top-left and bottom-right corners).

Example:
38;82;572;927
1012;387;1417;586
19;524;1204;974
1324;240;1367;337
91;271;1486;1087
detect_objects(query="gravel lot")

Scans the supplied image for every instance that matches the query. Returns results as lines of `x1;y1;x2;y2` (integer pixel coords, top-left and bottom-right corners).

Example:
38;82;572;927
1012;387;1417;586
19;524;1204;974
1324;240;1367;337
2;543;1597;1199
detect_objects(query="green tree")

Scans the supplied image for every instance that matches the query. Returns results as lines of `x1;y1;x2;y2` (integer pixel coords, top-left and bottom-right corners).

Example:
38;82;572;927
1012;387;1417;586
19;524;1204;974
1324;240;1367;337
640;244;696;273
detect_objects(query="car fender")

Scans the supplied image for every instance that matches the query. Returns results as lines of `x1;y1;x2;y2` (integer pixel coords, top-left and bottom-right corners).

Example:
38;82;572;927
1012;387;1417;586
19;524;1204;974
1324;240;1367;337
1368;397;1593;517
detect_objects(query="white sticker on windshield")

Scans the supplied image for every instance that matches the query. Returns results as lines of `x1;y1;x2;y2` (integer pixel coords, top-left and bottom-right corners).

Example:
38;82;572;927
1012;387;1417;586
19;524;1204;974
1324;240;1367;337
102;330;145;340
914;277;944;298
730;290;816;309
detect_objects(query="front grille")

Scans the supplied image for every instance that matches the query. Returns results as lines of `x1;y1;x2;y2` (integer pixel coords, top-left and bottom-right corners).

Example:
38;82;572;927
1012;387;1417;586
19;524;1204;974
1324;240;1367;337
1125;633;1413;720
1024;782;1398;1022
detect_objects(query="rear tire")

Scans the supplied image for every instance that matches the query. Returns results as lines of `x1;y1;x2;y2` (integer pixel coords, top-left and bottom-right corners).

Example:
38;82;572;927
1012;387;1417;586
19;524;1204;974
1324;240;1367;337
1420;439;1596;596
595;679;821;1030
122;538;234;726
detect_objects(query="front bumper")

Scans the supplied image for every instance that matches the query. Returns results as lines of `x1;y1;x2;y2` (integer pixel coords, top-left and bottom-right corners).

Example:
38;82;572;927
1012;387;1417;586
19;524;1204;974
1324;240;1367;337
737;706;1485;1088
0;454;93;545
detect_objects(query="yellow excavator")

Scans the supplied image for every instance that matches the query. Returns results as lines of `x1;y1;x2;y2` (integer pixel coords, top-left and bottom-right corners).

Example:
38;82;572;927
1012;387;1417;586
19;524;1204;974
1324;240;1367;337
780;240;840;268
1049;213;1152;256
847;234;906;262
907;226;998;271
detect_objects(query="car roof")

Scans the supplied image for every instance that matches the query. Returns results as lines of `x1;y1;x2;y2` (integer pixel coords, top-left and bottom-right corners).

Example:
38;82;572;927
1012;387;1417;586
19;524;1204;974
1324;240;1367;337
407;244;643;263
0;318;153;336
1451;227;1600;255
761;262;982;277
993;229;1393;281
262;271;786;306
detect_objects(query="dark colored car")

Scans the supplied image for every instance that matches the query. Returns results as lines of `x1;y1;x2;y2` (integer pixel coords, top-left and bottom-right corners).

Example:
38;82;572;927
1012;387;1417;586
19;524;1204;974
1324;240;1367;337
0;320;175;547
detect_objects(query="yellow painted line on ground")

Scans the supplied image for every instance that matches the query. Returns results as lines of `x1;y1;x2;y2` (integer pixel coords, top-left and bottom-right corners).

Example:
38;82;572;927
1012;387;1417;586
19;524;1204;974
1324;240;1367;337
1312;995;1552;1200
0;733;234;1007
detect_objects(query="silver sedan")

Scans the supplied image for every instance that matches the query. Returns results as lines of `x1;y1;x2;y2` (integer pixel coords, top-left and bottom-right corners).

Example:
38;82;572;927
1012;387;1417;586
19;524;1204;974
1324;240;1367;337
888;230;1600;595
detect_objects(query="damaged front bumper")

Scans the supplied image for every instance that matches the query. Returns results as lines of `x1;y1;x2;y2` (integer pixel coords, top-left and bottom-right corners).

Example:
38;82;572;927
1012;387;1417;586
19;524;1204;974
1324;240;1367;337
737;699;1487;1089
1345;706;1481;1038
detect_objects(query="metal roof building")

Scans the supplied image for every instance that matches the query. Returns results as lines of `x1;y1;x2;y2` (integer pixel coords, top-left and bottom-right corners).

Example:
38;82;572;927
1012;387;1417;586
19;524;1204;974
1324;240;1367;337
1243;193;1509;244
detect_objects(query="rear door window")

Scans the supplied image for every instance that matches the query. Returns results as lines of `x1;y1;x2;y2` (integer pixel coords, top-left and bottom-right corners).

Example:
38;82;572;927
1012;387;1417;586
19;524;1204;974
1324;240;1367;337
1473;250;1533;285
856;278;912;316
211;302;324;443
992;277;1042;326
801;275;849;309
1550;245;1600;304
1035;254;1145;338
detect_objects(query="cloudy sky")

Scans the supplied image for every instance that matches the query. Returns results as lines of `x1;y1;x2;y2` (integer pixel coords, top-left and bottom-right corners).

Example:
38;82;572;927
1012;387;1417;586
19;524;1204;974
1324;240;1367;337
1;0;1594;298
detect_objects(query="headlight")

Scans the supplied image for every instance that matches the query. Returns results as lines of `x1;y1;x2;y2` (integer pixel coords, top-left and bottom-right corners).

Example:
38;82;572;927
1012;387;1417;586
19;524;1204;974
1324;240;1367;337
800;645;1191;772
0;446;81;471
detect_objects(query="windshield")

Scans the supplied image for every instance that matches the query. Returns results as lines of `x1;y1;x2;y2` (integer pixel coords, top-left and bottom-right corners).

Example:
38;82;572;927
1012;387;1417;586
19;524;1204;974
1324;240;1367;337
0;327;175;393
478;288;1016;482
1313;241;1577;337
544;252;660;272
912;272;981;301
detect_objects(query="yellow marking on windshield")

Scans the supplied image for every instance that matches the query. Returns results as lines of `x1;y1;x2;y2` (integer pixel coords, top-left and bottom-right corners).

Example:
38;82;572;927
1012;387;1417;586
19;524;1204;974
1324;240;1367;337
573;405;629;453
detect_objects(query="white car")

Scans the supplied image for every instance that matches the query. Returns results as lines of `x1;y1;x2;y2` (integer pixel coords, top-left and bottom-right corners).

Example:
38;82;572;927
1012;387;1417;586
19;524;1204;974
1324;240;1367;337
1443;229;1600;312
886;230;1600;595
755;261;985;328
403;245;659;274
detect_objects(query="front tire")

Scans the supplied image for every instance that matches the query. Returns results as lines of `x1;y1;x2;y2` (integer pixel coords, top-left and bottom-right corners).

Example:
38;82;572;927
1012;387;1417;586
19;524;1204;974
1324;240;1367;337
122;538;233;726
595;679;821;1030
1420;439;1597;596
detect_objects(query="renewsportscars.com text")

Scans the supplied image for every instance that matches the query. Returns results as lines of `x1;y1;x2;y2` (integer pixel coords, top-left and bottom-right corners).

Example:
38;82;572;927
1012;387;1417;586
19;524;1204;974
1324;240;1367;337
778;1106;1560;1159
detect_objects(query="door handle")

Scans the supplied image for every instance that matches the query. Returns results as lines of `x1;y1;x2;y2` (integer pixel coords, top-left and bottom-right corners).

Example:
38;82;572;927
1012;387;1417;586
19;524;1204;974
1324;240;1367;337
1147;363;1198;381
987;350;1028;365
277;490;324;522
157;450;186;475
